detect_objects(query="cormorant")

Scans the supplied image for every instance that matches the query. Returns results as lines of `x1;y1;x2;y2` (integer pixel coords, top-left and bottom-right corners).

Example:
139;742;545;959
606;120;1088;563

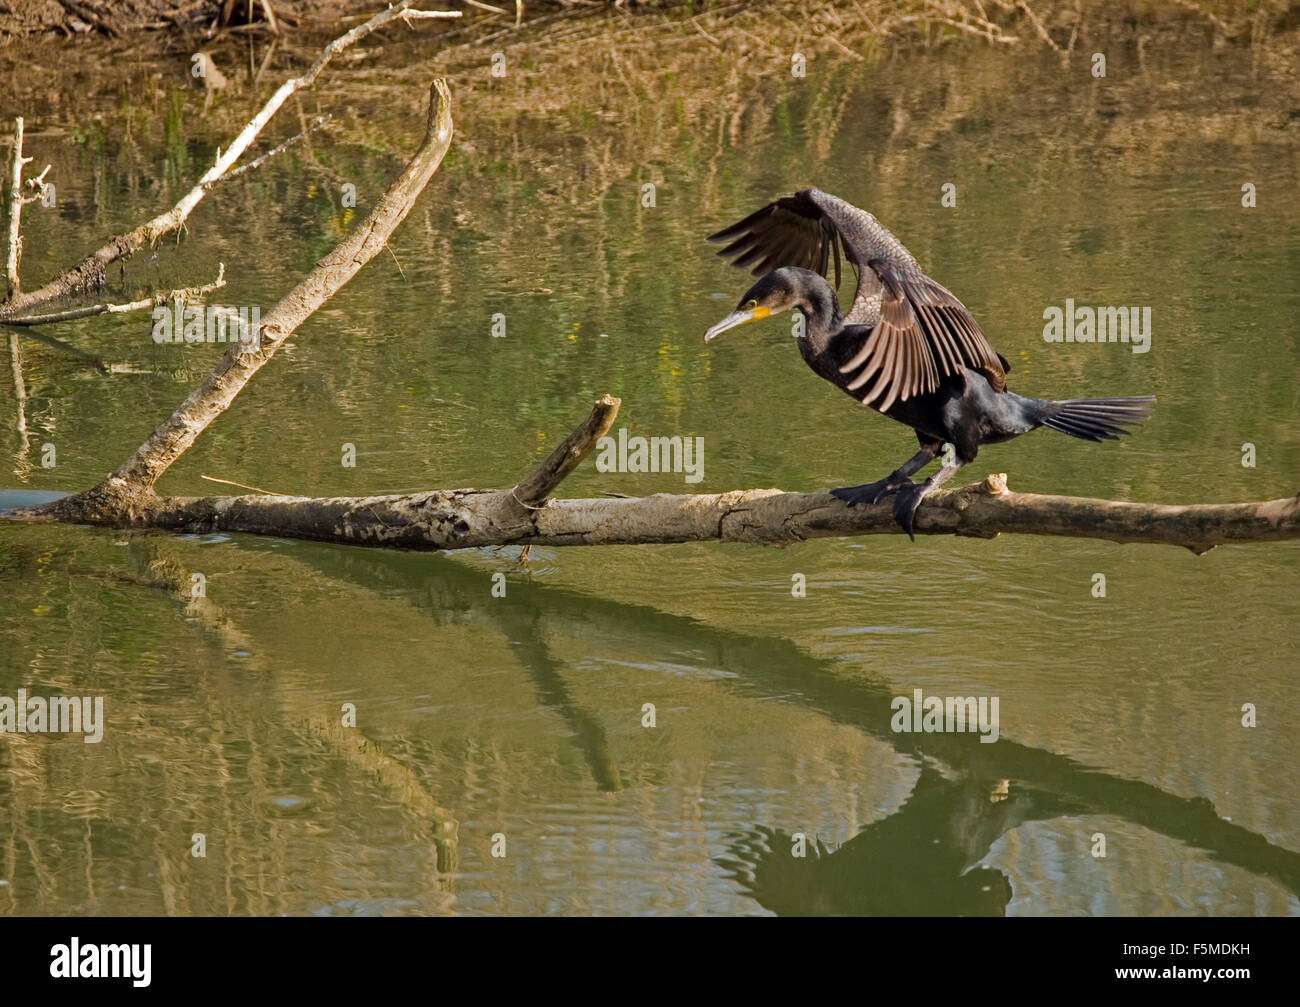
703;188;1154;538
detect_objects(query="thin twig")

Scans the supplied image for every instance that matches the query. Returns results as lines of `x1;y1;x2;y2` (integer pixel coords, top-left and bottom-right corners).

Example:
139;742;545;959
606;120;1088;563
1016;1;1062;52
2;265;227;327
199;474;285;495
214;115;333;186
1;265;226;327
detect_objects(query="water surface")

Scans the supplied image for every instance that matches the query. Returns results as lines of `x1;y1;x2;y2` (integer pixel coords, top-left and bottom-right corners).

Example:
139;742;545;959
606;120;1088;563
1;27;1297;915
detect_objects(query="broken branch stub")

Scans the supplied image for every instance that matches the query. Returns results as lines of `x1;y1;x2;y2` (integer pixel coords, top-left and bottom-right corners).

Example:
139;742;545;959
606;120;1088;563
512;394;621;507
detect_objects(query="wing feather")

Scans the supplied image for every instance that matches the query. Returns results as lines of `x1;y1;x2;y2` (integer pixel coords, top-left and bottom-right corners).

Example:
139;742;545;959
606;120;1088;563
708;189;1007;405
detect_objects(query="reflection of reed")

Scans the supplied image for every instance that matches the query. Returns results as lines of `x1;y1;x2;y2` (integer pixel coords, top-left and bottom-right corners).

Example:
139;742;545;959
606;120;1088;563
1;731;59;903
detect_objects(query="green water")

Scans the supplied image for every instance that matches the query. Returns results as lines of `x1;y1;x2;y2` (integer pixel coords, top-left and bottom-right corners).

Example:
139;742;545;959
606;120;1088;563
1;30;1297;915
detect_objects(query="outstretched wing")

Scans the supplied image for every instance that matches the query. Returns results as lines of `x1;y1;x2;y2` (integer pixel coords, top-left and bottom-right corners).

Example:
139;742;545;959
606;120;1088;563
707;190;843;290
707;188;1006;411
838;258;1009;412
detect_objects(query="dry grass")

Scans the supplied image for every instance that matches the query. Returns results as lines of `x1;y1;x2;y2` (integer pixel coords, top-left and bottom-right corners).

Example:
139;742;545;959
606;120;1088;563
3;0;1295;46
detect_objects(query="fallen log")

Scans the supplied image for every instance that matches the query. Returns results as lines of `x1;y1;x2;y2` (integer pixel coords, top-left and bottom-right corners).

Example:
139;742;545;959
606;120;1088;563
12;394;1298;554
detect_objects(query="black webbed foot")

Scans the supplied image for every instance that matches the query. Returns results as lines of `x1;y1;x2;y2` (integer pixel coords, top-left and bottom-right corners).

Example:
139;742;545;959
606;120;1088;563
890;479;933;541
829;475;914;508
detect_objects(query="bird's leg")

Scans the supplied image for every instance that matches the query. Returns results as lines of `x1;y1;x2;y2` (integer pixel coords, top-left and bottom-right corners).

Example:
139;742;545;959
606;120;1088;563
891;451;968;540
829;441;941;507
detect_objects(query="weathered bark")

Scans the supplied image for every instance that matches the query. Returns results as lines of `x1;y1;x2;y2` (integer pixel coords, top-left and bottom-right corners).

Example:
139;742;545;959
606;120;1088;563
512;394;620;506
14;393;1298;553
78;481;1300;552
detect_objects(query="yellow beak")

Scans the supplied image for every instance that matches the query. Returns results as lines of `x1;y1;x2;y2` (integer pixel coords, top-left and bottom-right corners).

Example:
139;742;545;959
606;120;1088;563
703;305;770;343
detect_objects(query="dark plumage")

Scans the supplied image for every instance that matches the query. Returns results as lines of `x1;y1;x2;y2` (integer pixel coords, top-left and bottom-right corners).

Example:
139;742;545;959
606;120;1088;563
704;189;1154;537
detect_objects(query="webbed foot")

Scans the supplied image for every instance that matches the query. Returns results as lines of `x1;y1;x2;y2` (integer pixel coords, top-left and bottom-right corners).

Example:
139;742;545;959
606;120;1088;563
890;479;933;540
829;475;914;508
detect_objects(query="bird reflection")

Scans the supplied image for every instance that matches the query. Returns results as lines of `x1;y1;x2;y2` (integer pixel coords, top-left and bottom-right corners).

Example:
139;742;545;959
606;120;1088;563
719;767;1083;916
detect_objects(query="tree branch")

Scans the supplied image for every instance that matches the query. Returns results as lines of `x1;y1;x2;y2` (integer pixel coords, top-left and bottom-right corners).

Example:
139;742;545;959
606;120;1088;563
13;397;1296;554
0;2;459;320
1;264;226;326
54;78;452;516
511;393;620;506
208;114;332;188
5;116;33;299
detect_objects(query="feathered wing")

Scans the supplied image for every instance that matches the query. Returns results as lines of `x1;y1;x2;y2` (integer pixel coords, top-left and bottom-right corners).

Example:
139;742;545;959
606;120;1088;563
708;188;1007;411
706;191;843;288
837;258;1007;412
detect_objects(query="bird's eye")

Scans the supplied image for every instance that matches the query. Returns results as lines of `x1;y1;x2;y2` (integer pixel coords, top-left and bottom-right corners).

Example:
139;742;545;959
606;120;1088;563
744;299;758;310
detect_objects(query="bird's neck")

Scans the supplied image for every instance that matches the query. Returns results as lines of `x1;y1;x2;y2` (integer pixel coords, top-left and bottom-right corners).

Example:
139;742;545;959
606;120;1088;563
797;283;842;356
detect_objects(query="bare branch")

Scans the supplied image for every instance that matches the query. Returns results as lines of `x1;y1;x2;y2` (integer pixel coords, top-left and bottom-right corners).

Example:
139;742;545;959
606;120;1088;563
74;479;1300;554
0;2;460;320
1;264;226;326
22;163;53;204
5;117;33;298
511;394;620;507
212;115;332;187
1015;1;1062;52
15;396;1297;554
104;79;453;496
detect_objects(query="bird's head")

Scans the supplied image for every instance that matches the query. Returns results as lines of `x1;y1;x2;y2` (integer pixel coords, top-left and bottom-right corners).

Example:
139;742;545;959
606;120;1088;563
704;267;826;343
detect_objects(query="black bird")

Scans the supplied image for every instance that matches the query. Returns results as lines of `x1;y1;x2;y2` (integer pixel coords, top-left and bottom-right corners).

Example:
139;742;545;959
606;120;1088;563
704;188;1154;537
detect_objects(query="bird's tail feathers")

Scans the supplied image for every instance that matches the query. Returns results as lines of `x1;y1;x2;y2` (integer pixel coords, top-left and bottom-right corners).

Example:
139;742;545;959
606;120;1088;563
1041;396;1155;442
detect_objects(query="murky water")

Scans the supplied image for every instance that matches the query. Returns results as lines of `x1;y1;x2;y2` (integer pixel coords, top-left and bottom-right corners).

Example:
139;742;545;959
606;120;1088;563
1;25;1298;915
